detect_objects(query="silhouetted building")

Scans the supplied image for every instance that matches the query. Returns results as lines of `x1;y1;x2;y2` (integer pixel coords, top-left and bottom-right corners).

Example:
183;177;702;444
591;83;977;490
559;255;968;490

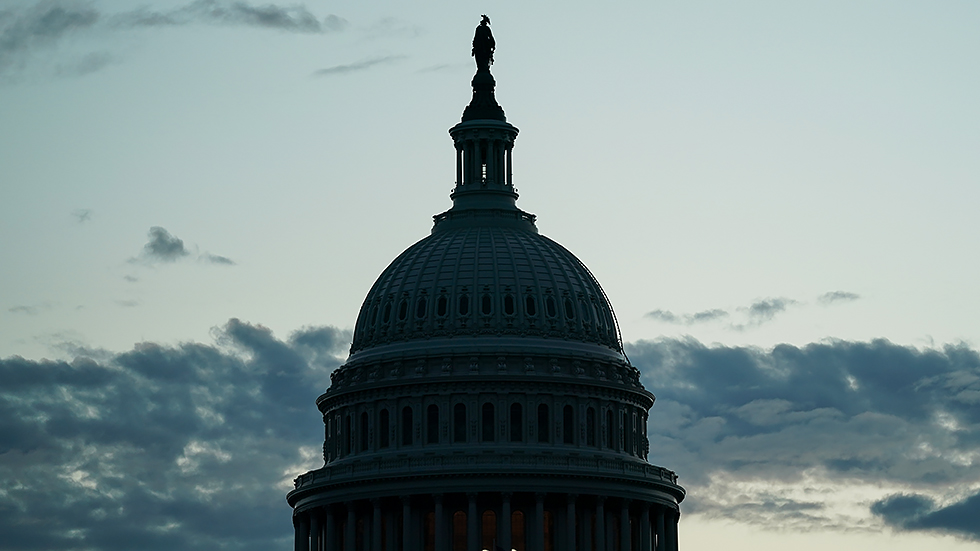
287;19;685;551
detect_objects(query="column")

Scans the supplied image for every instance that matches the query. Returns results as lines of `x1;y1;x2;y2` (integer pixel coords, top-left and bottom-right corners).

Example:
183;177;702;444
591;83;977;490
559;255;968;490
345;503;356;551
456;144;463;186
500;493;512;551
619;500;630;551
325;507;337;551
594;497;605;551
467;493;479;551
295;512;311;551
506;144;513;186
567;494;577;551
372;499;383;551
640;503;651;551
667;510;678;551
535;493;546;551
310;510;321;551
655;508;665;551
434;495;446;551
402;496;414;551
386;511;395;551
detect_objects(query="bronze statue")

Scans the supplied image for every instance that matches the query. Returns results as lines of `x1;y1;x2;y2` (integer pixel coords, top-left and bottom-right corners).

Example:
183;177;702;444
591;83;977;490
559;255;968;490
472;15;495;71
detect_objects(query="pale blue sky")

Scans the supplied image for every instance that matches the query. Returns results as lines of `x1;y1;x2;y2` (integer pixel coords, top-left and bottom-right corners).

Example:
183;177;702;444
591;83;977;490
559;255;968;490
1;1;979;550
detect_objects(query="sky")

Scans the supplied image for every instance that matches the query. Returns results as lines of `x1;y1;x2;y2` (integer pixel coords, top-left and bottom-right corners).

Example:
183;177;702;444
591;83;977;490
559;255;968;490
1;1;979;550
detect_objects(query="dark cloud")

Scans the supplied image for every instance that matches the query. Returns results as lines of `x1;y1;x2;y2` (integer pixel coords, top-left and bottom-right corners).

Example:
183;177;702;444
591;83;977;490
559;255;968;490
630;337;980;536
873;491;980;541
141;226;190;263
313;55;406;76
1;1;345;77
115;299;139;308
818;291;861;304
743;297;797;323
0;2;99;75
0;320;348;551
8;305;37;315
134;227;235;266
72;208;93;223
123;275;139;283
115;1;344;34
202;252;235;265
646;308;729;325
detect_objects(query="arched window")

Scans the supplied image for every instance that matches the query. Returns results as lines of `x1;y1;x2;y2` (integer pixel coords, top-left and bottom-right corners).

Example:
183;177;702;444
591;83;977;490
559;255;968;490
453;511;467;551
424;512;435;551
370;304;379;326
383;301;392;323
482;510;497;551
427;404;439;444
398;298;408;321
537;404;549;443
437;295;448;317
482;402;495;442
481;294;493;315
545;296;557;318
379;409;389;448
454;403;467;443
360;411;370;451
504;294;515;315
458;294;470;316
325;417;332;461
586;407;596;447
510;402;523;442
512;510;526;551
563;405;575;444
402;406;413;446
606;409;614;449
416;296;427;319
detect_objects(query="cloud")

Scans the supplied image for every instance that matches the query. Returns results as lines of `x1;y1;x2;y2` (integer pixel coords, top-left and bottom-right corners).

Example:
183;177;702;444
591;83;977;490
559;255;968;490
629;337;980;537
202;252;235;265
646;308;729;325
115;299;139;308
818;291;861;305
134;227;234;266
140;226;190;263
8;305;38;315
873;491;980;541
1;2;346;77
0;2;100;75
115;1;345;34
743;297;797;323
313;55;406;76
0;320;349;551
71;208;93;223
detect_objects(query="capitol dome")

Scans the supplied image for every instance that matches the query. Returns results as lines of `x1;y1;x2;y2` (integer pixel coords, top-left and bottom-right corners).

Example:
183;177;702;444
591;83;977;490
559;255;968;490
288;18;683;551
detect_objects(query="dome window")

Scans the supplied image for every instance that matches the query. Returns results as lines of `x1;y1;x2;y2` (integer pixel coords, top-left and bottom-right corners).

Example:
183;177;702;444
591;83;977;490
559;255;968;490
458;294;470;316
437;295;448;317
370;305;379;326
416;296;427;319
481;294;493;316
382;302;392;323
360;411;370;451
563;297;576;320
545;296;557;318
586;407;596;446
503;294;515;316
398;299;409;321
525;295;537;316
